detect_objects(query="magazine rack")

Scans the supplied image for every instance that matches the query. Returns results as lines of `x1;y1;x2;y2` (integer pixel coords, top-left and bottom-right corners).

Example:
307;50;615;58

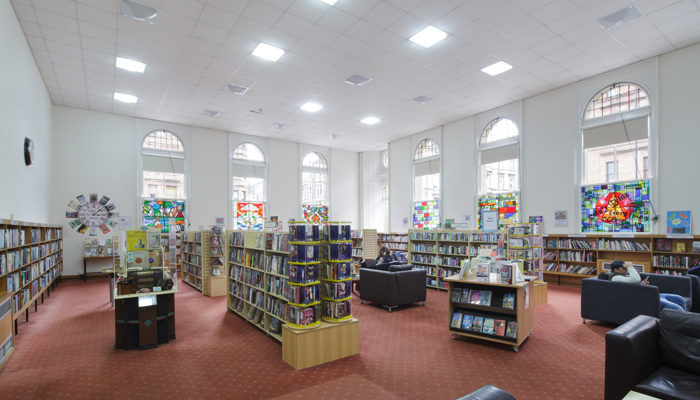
320;222;353;323
287;222;321;330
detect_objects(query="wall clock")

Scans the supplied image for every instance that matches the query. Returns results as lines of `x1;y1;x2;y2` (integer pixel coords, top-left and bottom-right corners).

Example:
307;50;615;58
24;137;34;165
66;193;118;235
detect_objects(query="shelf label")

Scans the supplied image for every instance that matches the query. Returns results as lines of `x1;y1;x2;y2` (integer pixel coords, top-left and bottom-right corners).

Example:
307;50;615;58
612;234;634;238
569;234;585;238
667;234;692;239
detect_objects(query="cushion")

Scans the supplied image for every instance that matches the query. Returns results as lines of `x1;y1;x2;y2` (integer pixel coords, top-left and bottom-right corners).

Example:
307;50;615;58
658;309;700;375
389;265;412;272
598;272;609;280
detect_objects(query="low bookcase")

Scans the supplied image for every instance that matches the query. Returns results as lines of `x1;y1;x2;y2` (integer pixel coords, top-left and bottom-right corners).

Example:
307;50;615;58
444;276;533;352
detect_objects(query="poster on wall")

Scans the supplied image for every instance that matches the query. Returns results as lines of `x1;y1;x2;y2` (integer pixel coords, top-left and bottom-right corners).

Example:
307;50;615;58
554;211;568;227
235;202;265;230
482;210;498;232
143;200;185;233
580;180;650;233
667;211;691;235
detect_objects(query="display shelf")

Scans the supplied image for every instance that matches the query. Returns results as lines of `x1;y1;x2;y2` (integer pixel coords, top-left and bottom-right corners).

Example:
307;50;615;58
350;229;377;264
444;276;533;352
181;230;211;293
320;222;353;323
208;226;225;296
507;223;544;282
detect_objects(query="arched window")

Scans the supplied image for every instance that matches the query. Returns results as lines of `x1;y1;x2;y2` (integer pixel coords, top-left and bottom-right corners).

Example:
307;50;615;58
413;139;440;229
582;83;650;184
479;118;519;194
302;152;328;206
232;143;266;230
141;130;186;232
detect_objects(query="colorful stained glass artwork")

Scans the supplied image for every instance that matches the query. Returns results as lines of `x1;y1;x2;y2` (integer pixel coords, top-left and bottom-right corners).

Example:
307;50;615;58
581;180;650;233
302;205;329;223
478;193;519;230
143;200;185;233
235;202;265;230
412;200;440;230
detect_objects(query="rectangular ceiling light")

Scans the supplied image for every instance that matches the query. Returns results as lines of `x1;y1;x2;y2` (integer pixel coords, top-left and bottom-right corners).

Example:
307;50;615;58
252;43;285;62
409;26;447;48
319;0;338;5
596;4;643;30
481;61;512;76
361;116;381;125
116;57;146;73
300;102;323;112
114;93;138;103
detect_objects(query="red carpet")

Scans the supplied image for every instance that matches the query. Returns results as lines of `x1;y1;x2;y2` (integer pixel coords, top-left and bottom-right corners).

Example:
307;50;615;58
0;279;610;399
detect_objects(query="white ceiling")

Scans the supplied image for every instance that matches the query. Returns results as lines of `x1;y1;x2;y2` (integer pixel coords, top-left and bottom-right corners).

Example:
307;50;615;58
10;0;700;152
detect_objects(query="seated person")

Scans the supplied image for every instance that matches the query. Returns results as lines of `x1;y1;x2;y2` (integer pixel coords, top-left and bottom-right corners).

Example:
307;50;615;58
687;263;700;278
608;260;687;311
376;246;394;264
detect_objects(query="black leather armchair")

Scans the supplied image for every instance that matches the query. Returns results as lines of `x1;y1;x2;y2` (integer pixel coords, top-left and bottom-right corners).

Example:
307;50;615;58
581;272;693;325
360;265;426;312
605;310;700;400
455;385;515;400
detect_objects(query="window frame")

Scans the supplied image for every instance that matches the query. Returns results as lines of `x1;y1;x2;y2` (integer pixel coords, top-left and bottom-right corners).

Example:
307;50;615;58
301;151;329;207
231;142;268;231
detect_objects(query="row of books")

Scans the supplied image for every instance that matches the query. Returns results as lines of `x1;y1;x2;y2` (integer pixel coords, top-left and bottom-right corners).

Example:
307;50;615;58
559;250;596;262
183;242;202;255
451;311;517;338
437;245;472;255
411;243;436;252
286;284;319;305
323;300;351;321
546;239;596;249
0;229;23;249
321;263;353;280
377;234;408;242
289;224;320;243
410;232;436;240
321;281;351;301
652;255;699;268
557;264;597;275
437;232;469;242
411;254;436;264
598;239;651;252
450;287;516;309
655;239;700;253
266;233;289;252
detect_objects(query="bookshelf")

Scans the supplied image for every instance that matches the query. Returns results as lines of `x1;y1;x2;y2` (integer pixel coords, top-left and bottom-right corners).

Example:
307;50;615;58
287;222;321;329
507;223;544;281
651;236;700;274
350;229;377;264
377;232;408;254
226;230;290;342
0;219;63;369
444;276;533;352
408;229;506;290
181;230;211;293
320;222;353;323
208;226;225;296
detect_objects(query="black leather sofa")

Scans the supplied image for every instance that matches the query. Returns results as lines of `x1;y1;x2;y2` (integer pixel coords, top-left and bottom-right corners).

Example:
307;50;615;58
455;385;515;400
605;310;700;400
359;265;426;312
581;272;693;325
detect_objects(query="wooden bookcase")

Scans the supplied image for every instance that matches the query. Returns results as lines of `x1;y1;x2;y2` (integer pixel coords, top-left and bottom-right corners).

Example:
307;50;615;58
408;229;506;290
181;230;211;294
226;230;290;342
650;236;700;274
377;232;408;253
208;226;225;297
0;219;63;370
444;276;533;352
350;229;377;264
507;223;544;281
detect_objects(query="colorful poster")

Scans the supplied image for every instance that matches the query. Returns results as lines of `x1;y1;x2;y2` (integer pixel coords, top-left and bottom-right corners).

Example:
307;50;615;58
235;202;265;230
667;211;691;234
478;193;519;230
580;180;650;233
143;200;185;233
412;200;439;229
302;205;329;223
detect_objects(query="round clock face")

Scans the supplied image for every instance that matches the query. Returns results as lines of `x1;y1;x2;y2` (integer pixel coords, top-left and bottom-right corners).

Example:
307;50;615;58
78;202;108;227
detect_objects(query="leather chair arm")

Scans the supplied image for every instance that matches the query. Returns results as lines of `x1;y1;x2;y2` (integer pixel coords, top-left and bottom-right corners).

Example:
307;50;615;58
640;273;692;297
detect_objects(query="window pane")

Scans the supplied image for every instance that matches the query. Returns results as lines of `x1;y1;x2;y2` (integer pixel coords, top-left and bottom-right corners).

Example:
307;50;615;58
414;139;439;160
585;84;649;120
143;130;184;152
303;152;327;168
481;118;518;144
233;143;265;161
414;173;440;201
232;177;265;201
480;158;519;194
143;171;185;199
302;171;328;205
584;139;648;185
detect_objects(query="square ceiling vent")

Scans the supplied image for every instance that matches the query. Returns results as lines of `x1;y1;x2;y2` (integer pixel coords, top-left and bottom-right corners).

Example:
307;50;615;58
596;4;643;30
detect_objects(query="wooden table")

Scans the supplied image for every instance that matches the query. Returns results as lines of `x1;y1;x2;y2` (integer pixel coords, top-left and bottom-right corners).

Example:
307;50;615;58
100;267;116;307
83;255;118;282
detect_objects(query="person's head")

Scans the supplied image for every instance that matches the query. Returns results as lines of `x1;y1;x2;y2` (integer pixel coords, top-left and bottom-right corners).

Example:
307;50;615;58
610;260;631;274
380;246;390;255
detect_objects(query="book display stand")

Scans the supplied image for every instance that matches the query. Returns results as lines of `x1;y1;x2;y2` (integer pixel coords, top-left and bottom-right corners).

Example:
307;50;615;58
320;222;353;323
445;275;533;352
287;222;321;330
181;230;211;293
207;226;225;296
0;219;63;369
507;223;544;282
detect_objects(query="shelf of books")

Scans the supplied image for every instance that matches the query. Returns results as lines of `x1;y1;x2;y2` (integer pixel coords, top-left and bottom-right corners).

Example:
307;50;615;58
160;232;181;273
0;219;63;370
507;223;544;282
444;275;533;352
287;222;321;330
377;232;408;260
226;229;290;342
651;237;700;275
208;226;225;296
320;222;353;323
181;230;210;293
350;229;377;264
408;229;506;291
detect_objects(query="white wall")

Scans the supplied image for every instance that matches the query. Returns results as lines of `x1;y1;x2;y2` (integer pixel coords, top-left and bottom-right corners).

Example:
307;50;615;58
442;117;476;227
329;148;359;227
189;127;229;229
389;138;410;232
0;0;53;222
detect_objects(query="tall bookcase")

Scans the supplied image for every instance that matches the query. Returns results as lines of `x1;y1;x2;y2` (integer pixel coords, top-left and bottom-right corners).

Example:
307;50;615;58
226;230;290;342
377;232;409;253
507;223;544;281
350;229;377;264
0;219;63;370
408;229;506;290
181;230;212;294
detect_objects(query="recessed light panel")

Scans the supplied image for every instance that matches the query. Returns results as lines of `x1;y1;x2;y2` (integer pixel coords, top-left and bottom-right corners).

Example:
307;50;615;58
344;74;372;86
119;0;159;25
327;133;340;139
481;61;512;76
319;0;338;5
409;26;447;48
596;4;643;30
114;93;138;103
272;123;288;129
116;57;146;73
252;43;285;62
300;102;323;112
411;95;433;104
361;116;380;125
223;84;249;94
203;109;222;117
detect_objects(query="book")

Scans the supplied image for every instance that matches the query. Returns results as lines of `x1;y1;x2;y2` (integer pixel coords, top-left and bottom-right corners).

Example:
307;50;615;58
657;239;671;252
505;321;517;339
677;243;686;253
451;312;463;328
500;263;513;284
459;288;470;303
479;290;492;306
482;318;495;334
450;288;461;302
461;314;473;330
472;316;484;332
502;293;515;309
476;263;489;282
693;241;700;253
469;290;482;304
494;319;506;336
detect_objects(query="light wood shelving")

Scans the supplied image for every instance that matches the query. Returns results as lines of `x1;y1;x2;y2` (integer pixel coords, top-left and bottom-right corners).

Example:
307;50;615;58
350;229;377;263
181;230;210;293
